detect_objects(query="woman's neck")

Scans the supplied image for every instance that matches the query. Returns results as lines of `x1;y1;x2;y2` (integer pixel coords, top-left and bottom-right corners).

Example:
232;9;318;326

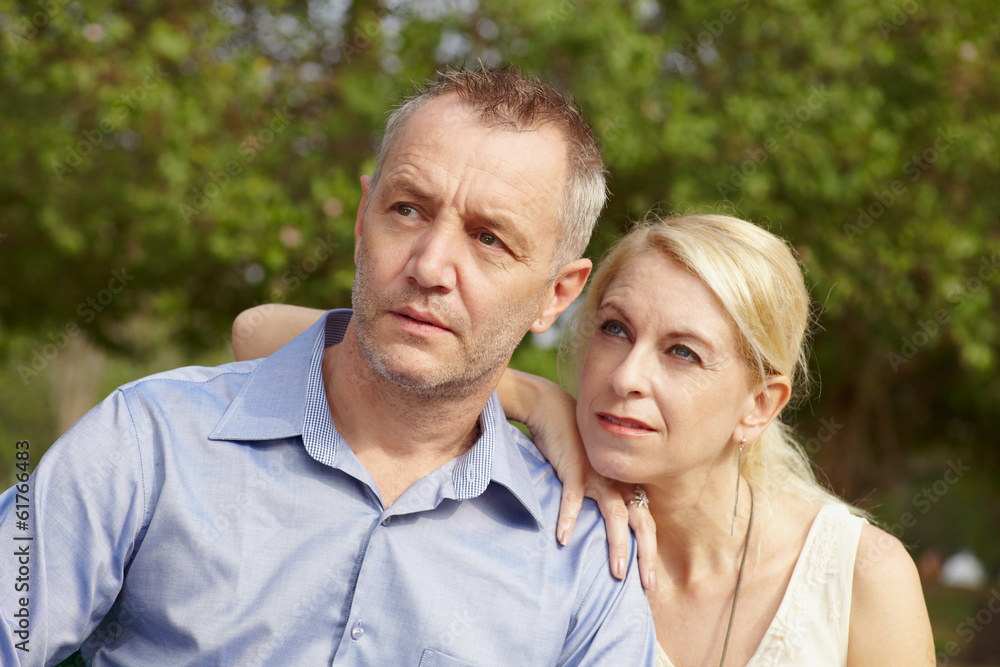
644;472;757;587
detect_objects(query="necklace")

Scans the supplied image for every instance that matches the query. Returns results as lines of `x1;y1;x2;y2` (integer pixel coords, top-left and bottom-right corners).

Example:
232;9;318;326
719;484;754;667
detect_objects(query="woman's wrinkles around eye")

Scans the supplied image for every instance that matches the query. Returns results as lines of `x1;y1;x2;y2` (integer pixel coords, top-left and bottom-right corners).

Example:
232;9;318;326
669;345;701;363
599;319;628;339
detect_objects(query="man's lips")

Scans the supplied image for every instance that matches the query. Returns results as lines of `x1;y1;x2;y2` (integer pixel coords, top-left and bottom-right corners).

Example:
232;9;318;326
597;412;656;435
392;308;452;333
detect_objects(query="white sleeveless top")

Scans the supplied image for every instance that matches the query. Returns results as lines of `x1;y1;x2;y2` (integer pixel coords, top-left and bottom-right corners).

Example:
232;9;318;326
656;504;866;667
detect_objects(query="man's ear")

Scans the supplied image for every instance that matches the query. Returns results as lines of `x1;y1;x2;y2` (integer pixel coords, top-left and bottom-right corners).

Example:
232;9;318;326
354;174;373;264
530;258;592;333
736;374;792;444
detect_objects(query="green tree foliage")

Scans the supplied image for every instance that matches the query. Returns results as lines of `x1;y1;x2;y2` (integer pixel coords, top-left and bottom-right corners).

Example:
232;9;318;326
1;0;997;502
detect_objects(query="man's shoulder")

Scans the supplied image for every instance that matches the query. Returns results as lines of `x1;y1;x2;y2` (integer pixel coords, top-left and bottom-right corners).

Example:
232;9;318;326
110;360;263;413
499;419;547;466
497;420;610;545
118;359;260;392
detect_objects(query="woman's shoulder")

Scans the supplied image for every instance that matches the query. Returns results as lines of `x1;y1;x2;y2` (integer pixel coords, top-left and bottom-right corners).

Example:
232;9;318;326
846;524;936;665
852;522;919;597
755;495;933;664
771;497;920;613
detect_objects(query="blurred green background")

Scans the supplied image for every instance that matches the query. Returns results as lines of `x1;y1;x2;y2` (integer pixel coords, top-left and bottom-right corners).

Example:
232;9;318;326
1;0;998;662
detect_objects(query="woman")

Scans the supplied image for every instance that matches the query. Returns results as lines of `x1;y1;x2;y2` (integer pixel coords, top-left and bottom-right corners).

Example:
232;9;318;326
233;214;934;666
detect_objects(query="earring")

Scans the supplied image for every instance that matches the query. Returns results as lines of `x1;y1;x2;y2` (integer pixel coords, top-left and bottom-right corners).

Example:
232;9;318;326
730;438;746;536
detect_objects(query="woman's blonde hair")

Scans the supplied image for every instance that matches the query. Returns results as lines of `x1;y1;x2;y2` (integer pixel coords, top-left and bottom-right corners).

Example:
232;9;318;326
561;213;860;513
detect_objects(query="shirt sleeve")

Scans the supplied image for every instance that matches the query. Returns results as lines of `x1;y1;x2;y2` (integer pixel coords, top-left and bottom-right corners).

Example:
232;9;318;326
558;534;658;666
0;388;150;666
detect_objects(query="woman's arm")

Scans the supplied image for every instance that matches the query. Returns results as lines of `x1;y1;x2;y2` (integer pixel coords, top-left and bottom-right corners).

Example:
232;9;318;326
847;525;935;666
232;304;326;360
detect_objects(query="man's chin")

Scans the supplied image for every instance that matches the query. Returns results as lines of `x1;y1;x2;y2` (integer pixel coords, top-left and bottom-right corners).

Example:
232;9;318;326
357;328;507;398
361;346;455;393
370;352;505;399
375;365;474;398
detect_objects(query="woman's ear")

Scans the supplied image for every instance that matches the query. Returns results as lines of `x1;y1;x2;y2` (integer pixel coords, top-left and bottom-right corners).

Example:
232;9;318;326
737;374;792;444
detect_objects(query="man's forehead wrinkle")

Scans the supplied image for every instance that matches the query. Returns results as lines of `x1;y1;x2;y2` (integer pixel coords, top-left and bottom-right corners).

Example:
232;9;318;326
382;153;554;224
397;109;563;187
377;100;566;271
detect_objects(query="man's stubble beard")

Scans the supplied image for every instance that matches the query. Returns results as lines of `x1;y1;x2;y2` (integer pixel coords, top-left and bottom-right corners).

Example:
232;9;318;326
351;240;548;399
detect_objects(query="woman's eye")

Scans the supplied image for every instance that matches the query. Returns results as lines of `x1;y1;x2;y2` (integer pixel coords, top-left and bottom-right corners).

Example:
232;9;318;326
396;204;418;217
600;320;627;337
670;345;701;363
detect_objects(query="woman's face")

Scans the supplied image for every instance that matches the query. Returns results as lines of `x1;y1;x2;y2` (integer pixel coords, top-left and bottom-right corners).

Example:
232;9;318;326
575;251;757;484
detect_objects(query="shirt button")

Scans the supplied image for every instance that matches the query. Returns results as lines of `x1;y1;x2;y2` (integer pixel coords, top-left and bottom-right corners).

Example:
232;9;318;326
381;517;391;526
350;623;364;640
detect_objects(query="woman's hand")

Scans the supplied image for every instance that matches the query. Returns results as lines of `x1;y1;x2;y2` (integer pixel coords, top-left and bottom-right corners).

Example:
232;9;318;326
499;369;658;590
234;316;662;590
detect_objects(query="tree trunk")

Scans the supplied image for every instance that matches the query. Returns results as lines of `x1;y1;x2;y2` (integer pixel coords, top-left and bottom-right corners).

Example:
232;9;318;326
50;334;106;436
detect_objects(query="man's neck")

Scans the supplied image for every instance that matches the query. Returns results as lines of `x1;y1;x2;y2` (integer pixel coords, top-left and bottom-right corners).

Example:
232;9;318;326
322;319;498;506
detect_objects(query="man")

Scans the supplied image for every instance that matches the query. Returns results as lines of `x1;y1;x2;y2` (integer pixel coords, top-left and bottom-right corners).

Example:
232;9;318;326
0;67;655;665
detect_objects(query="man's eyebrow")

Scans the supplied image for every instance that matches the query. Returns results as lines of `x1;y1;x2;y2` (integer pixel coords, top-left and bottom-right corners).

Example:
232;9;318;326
381;175;435;204
382;174;534;254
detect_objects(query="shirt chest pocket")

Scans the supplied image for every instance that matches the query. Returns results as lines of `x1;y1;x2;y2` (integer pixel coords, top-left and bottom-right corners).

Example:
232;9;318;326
418;648;478;667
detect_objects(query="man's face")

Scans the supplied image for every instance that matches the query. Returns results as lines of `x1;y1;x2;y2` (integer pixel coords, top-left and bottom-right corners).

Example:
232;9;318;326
351;96;570;397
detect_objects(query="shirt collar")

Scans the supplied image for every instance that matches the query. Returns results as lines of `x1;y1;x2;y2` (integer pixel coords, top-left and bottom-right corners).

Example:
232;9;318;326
209;309;343;442
211;309;544;527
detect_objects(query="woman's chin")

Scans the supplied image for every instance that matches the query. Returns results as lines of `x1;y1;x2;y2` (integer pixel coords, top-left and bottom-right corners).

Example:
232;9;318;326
588;450;649;485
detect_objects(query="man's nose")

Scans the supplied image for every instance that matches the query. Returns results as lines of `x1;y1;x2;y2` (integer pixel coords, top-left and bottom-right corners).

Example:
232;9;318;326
405;223;461;292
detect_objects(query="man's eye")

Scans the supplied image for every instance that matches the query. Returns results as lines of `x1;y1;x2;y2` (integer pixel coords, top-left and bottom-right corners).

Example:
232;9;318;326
396;204;418;217
477;232;500;247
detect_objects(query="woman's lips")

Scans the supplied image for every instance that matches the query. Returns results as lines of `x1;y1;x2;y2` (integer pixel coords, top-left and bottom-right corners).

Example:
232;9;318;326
597;412;655;435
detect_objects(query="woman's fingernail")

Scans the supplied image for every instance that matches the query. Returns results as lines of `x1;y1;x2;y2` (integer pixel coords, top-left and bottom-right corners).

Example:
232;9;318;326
646;570;657;591
615;558;626;579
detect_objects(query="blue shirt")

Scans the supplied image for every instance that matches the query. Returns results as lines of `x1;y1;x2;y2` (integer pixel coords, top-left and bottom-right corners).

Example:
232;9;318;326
1;309;655;666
